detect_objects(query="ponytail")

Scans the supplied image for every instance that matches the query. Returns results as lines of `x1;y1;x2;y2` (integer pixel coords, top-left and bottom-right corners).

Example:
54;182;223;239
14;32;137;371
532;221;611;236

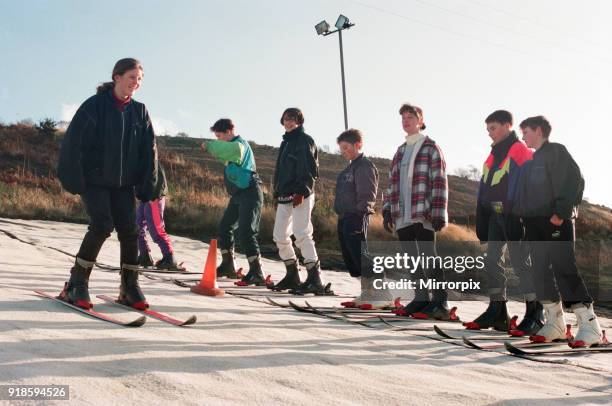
96;81;115;94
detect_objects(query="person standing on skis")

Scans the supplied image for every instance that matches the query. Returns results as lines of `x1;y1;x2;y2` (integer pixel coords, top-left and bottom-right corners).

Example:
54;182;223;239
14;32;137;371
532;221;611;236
268;108;332;295
333;129;391;308
517;115;602;348
464;110;543;336
200;118;266;286
383;103;449;320
136;163;181;270
57;58;158;310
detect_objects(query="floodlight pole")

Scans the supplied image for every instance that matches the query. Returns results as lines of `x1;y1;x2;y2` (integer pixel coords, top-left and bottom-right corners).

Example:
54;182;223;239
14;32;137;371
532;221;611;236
338;29;348;130
320;21;354;131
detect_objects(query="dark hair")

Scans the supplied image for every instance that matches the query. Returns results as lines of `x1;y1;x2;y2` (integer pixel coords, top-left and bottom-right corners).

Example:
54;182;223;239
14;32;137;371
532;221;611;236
210;118;234;133
96;58;144;94
519;115;552;138
280;108;304;125
485;110;513;125
337;128;363;144
399;103;426;130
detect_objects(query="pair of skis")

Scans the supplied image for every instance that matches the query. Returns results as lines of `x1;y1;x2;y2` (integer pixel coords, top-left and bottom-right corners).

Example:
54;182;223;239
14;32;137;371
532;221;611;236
34;291;196;327
433;325;612;355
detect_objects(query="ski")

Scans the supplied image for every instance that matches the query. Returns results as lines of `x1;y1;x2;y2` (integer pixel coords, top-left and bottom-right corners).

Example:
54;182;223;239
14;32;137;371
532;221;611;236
96;295;197;326
377;316;460;331
34;290;146;327
504;341;612;356
223;288;347;298
462;336;569;351
97;262;198;274
266;296;290;308
288;301;376;328
433;325;521;341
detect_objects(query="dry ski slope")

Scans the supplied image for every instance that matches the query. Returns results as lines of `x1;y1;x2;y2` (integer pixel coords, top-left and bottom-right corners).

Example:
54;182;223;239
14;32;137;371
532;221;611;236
0;218;611;405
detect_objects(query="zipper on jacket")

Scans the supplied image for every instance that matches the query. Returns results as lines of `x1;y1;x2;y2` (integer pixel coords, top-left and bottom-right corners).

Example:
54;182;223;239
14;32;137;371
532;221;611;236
119;111;124;187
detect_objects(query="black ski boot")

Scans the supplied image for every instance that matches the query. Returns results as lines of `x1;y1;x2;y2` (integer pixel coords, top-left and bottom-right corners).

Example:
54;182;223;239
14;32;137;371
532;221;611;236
58;258;94;309
395;289;430;317
138;251;154;267
235;255;266;286
464;300;510;331
155;253;178;270
217;249;237;279
510;300;545;336
290;261;334;295
269;259;301;291
412;299;454;320
118;265;149;310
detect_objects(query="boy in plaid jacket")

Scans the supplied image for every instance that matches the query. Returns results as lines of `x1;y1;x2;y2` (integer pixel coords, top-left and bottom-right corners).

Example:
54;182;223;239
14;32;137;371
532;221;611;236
383;103;450;320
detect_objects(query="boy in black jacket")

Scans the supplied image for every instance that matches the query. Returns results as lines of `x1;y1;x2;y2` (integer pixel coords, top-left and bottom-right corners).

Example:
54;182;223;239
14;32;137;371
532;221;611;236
517;115;602;347
333;129;391;309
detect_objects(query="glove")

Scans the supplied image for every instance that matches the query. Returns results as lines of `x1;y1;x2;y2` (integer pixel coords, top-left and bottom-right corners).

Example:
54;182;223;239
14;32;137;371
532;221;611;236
292;194;304;208
432;218;446;232
383;208;394;233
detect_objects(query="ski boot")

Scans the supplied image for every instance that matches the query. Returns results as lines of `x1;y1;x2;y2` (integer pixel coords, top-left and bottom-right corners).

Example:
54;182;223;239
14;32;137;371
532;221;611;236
510;300;545;337
412;299;456;321
290;261;334;295
269;259;301;291
58;257;94;309
530;301;566;343
117;264;148;310
138;250;154;268
354;276;395;310
464;300;510;331
341;276;366;308
570;303;603;348
235;255;267;286
155;252;180;270
217;249;238;279
393;289;430;317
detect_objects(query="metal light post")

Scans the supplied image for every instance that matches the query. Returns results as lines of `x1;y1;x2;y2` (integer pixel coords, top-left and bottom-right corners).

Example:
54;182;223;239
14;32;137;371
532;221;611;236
315;15;355;130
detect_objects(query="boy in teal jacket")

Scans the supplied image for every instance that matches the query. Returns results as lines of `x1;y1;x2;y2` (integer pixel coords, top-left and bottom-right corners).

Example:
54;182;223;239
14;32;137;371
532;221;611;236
200;118;265;285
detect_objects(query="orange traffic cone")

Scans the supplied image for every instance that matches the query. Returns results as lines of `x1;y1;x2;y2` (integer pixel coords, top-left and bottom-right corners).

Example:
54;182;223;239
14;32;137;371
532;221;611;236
190;239;225;297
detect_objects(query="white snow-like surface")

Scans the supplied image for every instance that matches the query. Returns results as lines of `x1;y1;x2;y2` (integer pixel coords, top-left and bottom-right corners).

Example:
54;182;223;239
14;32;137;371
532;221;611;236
0;218;610;406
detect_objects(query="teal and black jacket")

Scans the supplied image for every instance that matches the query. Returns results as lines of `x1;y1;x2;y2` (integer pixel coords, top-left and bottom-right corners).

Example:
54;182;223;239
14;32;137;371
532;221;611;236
205;135;261;195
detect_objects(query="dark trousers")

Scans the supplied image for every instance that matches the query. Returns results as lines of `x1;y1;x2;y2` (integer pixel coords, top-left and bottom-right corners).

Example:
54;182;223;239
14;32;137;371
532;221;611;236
218;184;263;258
484;213;534;300
523;216;592;306
397;223;447;301
337;214;370;278
77;184;138;266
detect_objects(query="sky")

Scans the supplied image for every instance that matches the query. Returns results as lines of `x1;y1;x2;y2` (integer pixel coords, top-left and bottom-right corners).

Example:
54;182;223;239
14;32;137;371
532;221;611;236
1;0;611;206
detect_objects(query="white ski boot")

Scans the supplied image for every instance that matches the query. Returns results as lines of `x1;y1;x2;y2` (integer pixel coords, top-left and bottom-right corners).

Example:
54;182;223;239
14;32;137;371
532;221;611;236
355;276;395;310
531;301;567;343
570;303;603;348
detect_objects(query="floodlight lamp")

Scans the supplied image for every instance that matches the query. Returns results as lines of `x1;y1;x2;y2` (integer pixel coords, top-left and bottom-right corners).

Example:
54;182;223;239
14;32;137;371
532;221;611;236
315;20;330;35
335;14;350;29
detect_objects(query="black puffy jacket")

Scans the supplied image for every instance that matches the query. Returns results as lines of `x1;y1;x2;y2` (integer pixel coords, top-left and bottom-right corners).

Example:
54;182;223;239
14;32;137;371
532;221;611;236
273;126;318;202
57;90;158;201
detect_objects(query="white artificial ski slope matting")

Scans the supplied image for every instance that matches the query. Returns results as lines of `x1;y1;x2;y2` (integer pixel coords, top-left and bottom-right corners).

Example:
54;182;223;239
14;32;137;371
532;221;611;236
0;218;611;405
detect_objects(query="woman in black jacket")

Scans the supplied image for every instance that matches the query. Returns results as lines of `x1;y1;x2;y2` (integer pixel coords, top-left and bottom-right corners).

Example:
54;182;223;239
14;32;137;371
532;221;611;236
57;58;158;310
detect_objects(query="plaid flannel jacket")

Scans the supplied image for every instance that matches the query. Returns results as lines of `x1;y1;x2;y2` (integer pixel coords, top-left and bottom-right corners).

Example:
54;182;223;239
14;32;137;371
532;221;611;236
383;137;448;230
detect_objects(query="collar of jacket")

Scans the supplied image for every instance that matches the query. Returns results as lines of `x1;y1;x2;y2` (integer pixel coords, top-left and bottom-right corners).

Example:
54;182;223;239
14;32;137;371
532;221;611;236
350;153;364;165
283;125;305;142
534;140;550;156
491;131;518;158
104;89;133;111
